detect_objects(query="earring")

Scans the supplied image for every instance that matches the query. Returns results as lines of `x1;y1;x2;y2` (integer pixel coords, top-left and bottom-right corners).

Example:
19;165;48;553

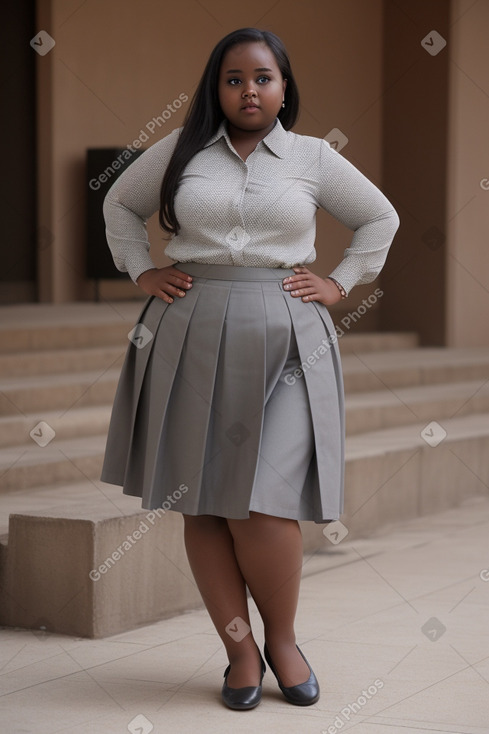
281;101;285;108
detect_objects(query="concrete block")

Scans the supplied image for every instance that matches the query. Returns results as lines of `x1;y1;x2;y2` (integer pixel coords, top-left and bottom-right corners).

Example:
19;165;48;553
419;435;489;516
342;448;420;540
1;515;96;637
0;511;202;638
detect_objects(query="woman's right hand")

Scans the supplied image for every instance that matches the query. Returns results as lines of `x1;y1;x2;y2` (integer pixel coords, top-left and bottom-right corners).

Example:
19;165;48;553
136;265;193;303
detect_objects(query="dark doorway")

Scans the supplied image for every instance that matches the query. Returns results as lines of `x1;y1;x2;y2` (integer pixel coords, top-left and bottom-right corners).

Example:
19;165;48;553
1;2;37;302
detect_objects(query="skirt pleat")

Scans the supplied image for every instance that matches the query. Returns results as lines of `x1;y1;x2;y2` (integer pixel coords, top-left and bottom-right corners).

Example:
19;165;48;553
284;295;345;520
100;262;345;523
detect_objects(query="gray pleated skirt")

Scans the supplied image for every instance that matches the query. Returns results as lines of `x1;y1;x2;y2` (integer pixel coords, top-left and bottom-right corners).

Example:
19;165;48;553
100;262;345;523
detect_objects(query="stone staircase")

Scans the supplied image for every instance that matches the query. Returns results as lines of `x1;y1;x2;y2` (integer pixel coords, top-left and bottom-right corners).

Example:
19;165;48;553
1;302;488;638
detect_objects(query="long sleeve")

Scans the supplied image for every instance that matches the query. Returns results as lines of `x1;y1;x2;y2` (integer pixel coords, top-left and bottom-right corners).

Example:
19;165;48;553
316;139;400;295
103;118;400;286
103;127;181;283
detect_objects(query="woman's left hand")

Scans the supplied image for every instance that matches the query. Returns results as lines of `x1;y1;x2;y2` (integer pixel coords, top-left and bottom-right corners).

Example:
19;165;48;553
282;266;344;306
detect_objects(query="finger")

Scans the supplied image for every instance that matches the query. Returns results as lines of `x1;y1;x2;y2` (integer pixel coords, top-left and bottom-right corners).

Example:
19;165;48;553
293;277;314;287
157;289;174;304
176;278;193;288
288;279;314;292
171;270;193;284
167;268;192;283
154;278;186;297
166;283;187;297
289;285;316;297
283;276;310;289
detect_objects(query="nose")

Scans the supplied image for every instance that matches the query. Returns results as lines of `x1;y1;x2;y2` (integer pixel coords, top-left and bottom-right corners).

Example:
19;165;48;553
242;84;257;98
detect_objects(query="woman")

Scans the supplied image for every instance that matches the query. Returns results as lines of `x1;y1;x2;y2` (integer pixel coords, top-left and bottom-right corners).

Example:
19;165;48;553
101;27;399;710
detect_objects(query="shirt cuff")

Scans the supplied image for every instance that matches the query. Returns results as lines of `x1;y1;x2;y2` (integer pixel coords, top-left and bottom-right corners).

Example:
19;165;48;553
124;248;158;285
327;266;352;297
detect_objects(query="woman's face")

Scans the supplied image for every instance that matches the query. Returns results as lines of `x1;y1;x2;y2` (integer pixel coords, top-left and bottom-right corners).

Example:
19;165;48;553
218;42;287;134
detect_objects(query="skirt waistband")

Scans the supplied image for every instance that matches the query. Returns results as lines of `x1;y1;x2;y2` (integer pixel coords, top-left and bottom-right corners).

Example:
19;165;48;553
174;262;297;281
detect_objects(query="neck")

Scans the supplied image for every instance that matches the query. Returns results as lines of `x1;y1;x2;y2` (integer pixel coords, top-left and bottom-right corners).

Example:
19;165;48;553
226;119;276;145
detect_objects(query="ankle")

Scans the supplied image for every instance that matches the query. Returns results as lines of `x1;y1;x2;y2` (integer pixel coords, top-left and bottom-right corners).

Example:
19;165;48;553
264;632;297;652
264;638;311;688
224;645;264;689
225;638;260;665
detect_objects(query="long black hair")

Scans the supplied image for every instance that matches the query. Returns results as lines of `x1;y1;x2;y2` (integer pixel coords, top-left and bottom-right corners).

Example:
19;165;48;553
159;27;300;236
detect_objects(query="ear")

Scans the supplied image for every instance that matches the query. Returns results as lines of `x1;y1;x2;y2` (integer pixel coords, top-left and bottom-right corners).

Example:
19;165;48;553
282;78;288;98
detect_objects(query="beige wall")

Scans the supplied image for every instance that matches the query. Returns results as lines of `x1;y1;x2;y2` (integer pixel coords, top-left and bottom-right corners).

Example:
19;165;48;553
36;0;385;323
446;0;489;346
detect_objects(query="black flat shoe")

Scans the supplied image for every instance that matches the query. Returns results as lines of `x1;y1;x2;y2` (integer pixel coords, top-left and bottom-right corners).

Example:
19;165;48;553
221;655;266;710
264;643;320;706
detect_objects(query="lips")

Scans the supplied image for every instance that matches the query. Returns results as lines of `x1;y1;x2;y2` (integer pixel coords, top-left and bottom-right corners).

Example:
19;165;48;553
241;103;259;110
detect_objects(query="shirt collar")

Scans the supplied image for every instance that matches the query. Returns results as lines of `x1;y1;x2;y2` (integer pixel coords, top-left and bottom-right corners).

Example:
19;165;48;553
203;117;289;159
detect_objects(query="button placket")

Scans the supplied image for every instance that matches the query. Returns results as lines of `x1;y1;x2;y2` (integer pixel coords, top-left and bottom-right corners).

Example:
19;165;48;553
226;161;251;265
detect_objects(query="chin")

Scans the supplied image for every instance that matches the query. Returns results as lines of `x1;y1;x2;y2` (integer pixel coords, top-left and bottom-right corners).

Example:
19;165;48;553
230;116;274;130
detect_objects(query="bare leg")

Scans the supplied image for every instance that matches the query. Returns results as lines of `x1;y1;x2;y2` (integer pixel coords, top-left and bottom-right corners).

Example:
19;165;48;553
182;514;262;688
227;511;311;687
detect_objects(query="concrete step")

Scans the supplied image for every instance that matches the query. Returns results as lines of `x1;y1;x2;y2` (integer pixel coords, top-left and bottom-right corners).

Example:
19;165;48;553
1;411;488;637
0;302;143;353
0;375;487;449
0;479;141;533
2;409;489;497
2;347;489;417
338;331;418;353
0;405;111;448
0;369;120;416
345;411;489;458
341;346;489;392
0;435;104;494
0;302;418;354
345;378;489;434
0;345;125;378
2;299;487;639
0;332;419;379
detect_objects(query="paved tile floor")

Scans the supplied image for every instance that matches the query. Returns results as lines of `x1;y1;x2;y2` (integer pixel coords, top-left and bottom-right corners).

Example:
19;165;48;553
1;496;489;734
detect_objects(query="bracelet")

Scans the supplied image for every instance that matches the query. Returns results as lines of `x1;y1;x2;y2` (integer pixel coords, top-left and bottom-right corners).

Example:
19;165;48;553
327;276;347;299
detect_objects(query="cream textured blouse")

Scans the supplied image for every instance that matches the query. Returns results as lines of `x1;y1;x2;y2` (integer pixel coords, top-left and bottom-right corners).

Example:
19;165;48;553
103;118;400;295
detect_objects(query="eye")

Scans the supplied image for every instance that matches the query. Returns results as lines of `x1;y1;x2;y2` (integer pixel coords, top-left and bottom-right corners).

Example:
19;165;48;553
257;75;271;84
228;78;242;85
